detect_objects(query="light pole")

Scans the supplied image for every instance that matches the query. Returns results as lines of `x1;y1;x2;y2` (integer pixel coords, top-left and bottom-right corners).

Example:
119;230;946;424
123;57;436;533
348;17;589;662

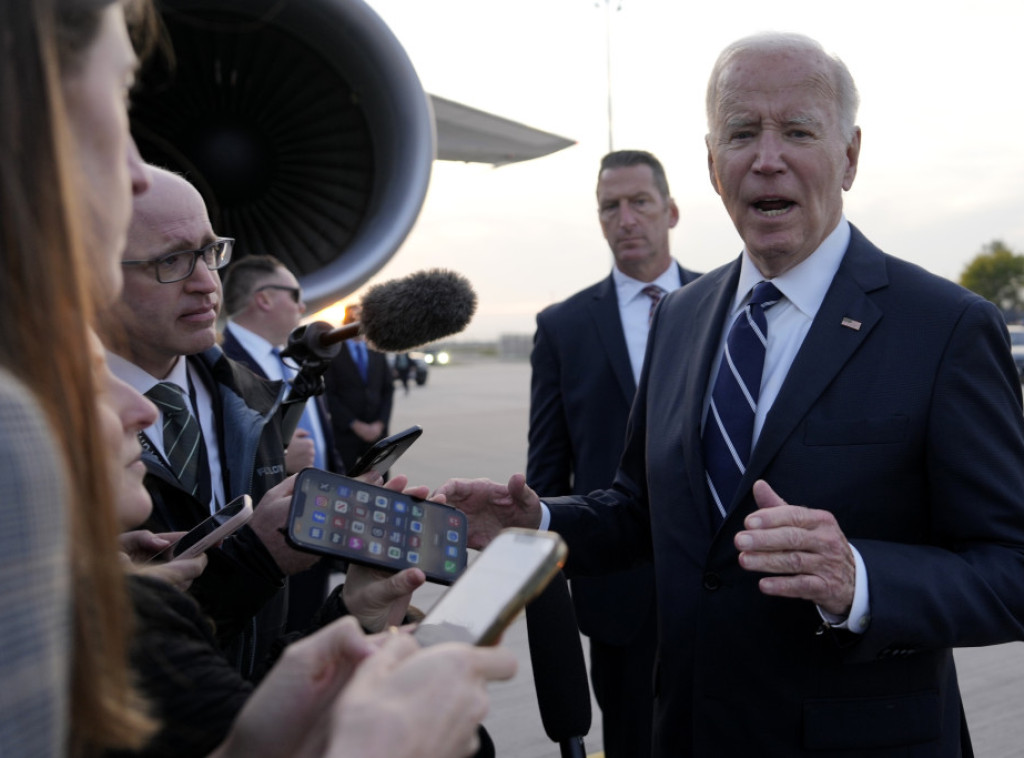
599;0;621;152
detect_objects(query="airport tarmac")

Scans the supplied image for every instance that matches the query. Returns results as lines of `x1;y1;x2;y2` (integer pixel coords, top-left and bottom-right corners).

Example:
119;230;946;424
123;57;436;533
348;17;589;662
385;358;1024;758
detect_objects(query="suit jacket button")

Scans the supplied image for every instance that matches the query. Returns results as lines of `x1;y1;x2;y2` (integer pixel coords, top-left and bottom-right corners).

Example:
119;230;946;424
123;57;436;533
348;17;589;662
703;572;721;591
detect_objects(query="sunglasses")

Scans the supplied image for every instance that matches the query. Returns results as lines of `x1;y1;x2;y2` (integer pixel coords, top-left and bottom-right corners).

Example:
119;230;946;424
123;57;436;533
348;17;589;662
256;284;302;303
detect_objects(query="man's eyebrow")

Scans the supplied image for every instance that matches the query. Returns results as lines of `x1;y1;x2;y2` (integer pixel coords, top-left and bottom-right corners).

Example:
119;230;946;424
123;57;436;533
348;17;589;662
724;116;758;130
783;114;818;127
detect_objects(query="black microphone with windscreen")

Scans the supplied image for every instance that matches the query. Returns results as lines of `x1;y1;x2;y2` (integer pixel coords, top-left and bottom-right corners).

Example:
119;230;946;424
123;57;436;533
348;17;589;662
525;570;592;757
283;268;477;357
278;268;477;440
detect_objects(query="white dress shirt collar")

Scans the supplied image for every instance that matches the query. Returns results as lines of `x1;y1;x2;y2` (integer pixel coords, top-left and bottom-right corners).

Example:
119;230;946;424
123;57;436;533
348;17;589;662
106;349;188;395
732;216;851;320
224;322;284;381
612;260;684;383
611;260;682;307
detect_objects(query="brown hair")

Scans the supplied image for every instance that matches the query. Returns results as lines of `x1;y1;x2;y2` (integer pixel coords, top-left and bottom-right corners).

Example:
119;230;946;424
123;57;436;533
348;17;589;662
0;0;157;754
222;253;287;317
598;150;672;200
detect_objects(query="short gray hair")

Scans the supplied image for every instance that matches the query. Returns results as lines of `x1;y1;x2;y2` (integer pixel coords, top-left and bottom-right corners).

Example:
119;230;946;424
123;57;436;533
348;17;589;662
705;32;859;141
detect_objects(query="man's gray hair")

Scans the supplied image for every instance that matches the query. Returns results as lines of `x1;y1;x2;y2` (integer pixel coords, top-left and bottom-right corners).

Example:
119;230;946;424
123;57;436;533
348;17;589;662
705;32;860;141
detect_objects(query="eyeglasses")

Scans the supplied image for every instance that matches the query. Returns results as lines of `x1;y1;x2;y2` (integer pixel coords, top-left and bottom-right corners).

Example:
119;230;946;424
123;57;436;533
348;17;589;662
256;284;302;303
122;238;234;283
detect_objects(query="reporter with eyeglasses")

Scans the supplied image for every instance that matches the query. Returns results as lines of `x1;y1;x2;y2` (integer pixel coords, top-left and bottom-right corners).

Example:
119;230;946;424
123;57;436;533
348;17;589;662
102;167;304;679
103;168;425;684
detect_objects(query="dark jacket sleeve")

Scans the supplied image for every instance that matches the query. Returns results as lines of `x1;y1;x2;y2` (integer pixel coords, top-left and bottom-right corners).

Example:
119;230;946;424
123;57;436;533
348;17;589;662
187;525;286;647
116;576;254;758
526;312;574;495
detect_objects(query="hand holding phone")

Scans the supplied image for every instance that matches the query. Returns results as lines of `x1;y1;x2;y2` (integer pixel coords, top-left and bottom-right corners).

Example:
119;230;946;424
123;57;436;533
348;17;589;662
347;425;423;479
413;528;567;647
287;469;467;584
147;494;253;562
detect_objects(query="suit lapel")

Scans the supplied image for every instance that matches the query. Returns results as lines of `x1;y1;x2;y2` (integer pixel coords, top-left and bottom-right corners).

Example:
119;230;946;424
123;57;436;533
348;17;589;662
588;274;636;403
685;265;742;523
727;229;889;526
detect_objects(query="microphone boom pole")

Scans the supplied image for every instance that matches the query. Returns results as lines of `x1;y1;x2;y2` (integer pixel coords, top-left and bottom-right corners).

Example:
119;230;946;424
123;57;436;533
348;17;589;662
278;320;345;444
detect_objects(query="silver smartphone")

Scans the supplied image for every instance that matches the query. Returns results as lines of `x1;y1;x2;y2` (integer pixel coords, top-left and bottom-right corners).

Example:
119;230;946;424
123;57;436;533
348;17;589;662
148;494;253;562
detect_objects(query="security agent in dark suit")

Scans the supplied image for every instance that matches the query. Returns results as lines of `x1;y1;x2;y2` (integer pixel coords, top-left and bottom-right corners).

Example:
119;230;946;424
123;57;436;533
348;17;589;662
220;254;345;631
441;32;1024;756
528;150;699;758
323;303;395;474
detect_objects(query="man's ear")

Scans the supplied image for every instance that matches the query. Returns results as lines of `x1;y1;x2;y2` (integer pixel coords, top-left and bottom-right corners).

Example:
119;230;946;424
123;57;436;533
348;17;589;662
842;126;862;192
706;137;722;198
254;290;272;312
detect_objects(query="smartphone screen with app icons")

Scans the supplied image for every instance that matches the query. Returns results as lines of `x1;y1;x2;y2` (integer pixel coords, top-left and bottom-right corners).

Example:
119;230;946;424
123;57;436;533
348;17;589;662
286;468;467;584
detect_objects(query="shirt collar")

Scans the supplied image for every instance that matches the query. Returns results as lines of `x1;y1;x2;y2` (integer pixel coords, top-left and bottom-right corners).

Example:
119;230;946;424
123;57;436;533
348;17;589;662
105;349;189;395
733;217;850;319
226;321;276;361
612;260;682;304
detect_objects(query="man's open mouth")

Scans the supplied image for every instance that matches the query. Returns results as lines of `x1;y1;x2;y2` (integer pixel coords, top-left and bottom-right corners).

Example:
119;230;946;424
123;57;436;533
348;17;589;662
753;198;795;217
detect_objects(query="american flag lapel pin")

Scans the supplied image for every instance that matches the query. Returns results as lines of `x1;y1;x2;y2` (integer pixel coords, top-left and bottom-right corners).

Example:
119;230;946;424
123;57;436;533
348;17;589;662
841;316;862;331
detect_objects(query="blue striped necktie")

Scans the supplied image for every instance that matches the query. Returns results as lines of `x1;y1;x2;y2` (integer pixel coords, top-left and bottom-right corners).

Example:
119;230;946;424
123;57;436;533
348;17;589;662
145;381;204;497
702;281;782;525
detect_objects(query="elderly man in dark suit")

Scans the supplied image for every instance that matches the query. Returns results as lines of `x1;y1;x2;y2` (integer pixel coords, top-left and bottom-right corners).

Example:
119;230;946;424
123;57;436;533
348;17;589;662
528;149;699;757
441;32;1024;757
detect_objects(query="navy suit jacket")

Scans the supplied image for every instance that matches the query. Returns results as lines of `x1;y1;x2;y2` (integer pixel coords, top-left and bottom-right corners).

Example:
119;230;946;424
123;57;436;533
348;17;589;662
221;326;344;474
548;226;1024;756
528;262;699;644
322;342;394;471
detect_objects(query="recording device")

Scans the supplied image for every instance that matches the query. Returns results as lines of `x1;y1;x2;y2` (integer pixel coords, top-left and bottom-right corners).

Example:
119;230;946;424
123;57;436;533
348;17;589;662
283;269;478;360
526;572;592;757
286;469;467;584
148;494;253;562
414;529;567;647
278;268;476;442
346;425;423;479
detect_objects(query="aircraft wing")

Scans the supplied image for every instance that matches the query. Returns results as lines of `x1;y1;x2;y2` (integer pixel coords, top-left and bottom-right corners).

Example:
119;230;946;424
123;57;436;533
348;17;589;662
430;94;576;167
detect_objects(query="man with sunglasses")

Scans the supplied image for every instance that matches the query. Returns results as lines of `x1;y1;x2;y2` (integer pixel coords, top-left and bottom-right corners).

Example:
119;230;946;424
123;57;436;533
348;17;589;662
104;168;419;677
221;254;345;631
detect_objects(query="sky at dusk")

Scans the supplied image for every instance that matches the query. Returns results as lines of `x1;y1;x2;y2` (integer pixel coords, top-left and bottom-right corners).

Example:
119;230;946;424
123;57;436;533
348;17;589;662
313;0;1024;341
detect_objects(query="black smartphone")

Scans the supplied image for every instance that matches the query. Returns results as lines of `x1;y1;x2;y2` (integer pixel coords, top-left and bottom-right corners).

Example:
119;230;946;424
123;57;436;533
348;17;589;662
286;469;467;584
147;494;254;562
414;528;567;646
347;424;423;479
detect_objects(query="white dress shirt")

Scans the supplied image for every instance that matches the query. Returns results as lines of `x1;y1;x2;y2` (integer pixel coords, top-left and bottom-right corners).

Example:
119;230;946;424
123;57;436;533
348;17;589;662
612;262;684;383
107;350;226;513
224;322;328;470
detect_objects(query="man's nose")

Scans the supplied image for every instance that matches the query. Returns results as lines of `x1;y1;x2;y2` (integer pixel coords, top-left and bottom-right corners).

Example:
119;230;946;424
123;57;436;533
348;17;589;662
617;200;638;227
752;131;786;174
185;254;220;292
